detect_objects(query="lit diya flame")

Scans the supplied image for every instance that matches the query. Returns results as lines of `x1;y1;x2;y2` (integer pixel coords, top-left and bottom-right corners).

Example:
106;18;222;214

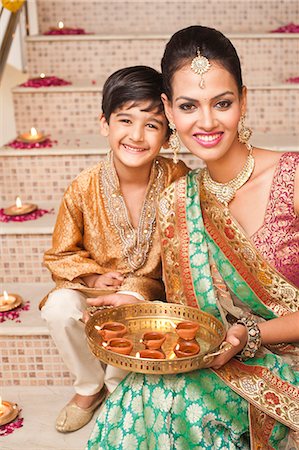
30;127;37;138
58;21;64;29
18;127;46;143
3;196;38;216
135;352;141;358
0;291;15;306
15;196;22;208
40;73;46;79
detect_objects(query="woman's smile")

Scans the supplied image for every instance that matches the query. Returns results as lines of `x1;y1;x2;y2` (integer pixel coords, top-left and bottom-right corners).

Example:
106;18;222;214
193;132;224;148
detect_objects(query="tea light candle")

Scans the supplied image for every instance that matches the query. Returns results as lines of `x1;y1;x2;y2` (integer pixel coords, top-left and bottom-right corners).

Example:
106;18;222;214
0;291;16;307
18;127;46;143
3;196;38;216
40;72;46;78
58;21;64;29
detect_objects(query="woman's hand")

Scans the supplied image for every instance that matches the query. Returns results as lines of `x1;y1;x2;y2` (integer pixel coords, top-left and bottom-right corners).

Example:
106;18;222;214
207;324;248;369
82;272;124;289
86;293;143;308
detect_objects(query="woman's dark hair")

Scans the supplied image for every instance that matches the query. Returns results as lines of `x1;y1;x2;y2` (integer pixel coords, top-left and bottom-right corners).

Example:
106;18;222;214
161;25;243;100
102;65;165;122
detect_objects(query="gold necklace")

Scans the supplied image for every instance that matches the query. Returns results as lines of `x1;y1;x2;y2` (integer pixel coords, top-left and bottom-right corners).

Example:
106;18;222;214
202;145;254;205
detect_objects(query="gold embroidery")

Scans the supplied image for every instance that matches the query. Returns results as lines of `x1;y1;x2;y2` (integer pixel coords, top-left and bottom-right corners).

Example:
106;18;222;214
215;360;299;432
200;177;299;314
101;153;164;271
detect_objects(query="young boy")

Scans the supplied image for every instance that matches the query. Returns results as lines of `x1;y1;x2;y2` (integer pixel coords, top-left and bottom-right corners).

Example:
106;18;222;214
41;66;189;433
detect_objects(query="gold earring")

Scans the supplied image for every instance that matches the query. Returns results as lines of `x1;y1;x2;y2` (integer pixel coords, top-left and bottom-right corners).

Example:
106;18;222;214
238;114;252;146
168;122;180;164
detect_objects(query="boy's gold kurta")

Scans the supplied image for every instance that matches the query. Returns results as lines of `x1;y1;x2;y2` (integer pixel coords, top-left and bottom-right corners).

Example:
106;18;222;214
41;155;188;308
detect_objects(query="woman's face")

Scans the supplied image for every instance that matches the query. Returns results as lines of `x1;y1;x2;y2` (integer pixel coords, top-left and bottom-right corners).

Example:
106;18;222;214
162;62;247;163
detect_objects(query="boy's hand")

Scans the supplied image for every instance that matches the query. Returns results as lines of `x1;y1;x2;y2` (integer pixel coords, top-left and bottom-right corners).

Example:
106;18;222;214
87;293;143;308
83;272;124;289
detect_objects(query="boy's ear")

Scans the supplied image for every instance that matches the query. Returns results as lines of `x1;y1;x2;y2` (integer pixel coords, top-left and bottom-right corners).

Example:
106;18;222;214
99;113;109;137
161;93;174;124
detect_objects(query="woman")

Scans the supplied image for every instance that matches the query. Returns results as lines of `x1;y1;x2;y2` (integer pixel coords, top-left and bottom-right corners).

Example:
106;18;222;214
87;26;299;449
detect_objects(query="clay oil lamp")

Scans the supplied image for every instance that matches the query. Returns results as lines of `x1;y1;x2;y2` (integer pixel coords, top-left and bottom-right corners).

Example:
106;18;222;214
175;321;200;341
174;340;200;358
141;331;166;350
4;196;38;216
136;349;166;359
94;322;127;341
18;127;47;144
103;338;133;355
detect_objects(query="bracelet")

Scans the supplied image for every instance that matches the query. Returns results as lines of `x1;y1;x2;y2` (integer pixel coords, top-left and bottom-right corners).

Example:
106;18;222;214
236;316;262;361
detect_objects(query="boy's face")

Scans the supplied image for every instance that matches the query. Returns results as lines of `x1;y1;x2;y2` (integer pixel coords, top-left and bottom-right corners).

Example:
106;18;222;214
100;101;169;172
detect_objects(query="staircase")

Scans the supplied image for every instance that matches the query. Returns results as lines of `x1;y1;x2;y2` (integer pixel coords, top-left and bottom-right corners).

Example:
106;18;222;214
0;1;298;448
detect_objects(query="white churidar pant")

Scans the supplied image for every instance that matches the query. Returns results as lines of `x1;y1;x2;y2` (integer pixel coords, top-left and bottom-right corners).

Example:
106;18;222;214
41;288;128;395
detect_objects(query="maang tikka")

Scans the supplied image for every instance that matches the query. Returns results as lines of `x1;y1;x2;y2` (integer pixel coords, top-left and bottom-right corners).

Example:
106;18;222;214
168;122;180;164
191;49;211;88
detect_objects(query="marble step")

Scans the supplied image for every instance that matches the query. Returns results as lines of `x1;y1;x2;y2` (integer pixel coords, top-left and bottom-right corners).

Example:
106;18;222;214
12;83;299;135
0;385;96;450
26;33;299;85
0;283;73;387
0;207;56;283
36;0;298;35
1;133;298;204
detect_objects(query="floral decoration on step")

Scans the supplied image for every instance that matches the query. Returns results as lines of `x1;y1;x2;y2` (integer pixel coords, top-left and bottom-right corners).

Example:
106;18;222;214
44;26;89;35
5;138;58;149
0;416;24;436
0;301;30;323
285;76;299;83
20;76;71;88
0;208;54;223
271;23;299;33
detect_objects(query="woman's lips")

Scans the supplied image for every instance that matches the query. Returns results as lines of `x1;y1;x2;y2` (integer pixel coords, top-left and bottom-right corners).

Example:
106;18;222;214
193;132;224;148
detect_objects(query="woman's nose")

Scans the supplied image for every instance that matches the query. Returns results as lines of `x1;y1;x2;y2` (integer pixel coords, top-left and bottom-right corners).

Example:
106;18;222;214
199;109;217;131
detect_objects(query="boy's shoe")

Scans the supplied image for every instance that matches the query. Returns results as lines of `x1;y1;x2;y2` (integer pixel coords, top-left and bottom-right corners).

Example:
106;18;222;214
55;385;108;432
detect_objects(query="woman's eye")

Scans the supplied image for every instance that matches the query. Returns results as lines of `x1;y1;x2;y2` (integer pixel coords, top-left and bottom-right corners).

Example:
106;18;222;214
120;119;131;124
215;100;232;109
179;103;196;111
146;123;158;129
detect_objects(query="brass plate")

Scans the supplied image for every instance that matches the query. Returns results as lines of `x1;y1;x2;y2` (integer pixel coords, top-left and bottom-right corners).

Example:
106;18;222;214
0;294;23;312
86;302;226;374
4;204;38;216
0;401;19;426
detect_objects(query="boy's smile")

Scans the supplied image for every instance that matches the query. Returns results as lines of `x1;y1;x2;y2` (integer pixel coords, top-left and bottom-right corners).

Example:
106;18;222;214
100;101;168;174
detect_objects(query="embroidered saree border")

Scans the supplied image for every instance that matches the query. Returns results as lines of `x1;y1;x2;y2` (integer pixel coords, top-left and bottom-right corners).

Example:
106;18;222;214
200;178;298;316
214;359;299;432
158;178;198;307
249;404;276;450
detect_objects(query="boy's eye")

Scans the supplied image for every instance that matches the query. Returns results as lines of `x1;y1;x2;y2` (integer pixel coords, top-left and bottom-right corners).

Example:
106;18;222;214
215;100;232;109
120;119;131;124
178;103;196;111
146;123;158;129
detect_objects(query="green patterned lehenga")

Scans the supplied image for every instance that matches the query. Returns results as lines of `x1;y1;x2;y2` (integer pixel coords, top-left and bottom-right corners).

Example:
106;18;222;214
87;171;299;450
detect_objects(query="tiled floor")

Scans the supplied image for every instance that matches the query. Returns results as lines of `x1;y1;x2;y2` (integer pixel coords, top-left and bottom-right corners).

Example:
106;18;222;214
0;386;99;450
